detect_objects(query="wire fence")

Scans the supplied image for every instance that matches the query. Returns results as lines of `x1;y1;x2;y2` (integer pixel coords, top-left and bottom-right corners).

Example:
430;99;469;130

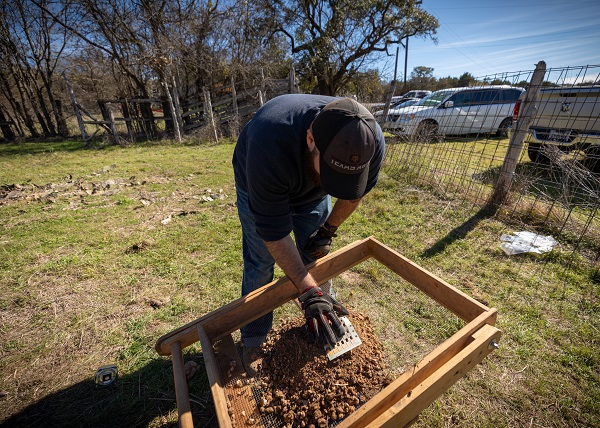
379;64;600;267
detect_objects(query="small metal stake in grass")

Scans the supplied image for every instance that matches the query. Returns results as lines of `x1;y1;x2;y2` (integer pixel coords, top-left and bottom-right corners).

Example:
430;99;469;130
95;364;118;387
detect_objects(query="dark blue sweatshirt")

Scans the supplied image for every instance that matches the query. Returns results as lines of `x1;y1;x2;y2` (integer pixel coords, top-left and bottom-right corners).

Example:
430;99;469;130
232;94;385;241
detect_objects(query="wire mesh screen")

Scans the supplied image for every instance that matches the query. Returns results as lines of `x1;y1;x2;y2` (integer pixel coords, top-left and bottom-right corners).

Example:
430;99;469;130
381;64;600;262
216;261;465;428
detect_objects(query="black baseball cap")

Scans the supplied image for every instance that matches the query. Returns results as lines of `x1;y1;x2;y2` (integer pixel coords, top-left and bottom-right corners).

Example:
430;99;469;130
311;98;377;200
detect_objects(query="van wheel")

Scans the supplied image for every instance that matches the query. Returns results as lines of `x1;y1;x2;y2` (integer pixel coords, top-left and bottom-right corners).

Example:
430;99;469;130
496;117;512;138
527;142;550;164
581;146;600;174
415;121;438;143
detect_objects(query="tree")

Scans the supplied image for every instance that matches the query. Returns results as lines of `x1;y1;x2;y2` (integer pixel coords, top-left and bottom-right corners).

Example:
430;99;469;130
457;72;475;87
261;0;438;95
343;69;386;102
409;65;435;88
35;0;222;137
435;75;459;90
0;0;73;138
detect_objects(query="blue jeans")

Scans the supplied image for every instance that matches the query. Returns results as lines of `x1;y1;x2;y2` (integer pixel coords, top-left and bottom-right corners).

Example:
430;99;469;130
236;187;331;347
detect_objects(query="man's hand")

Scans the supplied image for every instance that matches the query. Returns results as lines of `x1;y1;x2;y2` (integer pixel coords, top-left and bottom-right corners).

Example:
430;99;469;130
298;286;349;346
305;222;338;259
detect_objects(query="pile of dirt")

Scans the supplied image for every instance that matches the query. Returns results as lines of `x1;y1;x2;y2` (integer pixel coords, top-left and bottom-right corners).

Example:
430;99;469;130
255;311;392;428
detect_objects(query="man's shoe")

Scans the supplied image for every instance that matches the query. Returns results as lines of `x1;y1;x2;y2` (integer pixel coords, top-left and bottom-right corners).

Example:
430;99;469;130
242;346;263;377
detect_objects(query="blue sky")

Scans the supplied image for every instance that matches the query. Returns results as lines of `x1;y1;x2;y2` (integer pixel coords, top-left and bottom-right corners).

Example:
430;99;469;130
378;0;600;82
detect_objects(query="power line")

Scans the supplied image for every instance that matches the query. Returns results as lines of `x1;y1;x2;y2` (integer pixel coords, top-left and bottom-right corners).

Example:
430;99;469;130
431;1;598;9
410;34;600;50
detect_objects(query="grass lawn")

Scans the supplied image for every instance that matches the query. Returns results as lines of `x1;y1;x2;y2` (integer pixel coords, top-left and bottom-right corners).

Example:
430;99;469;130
0;138;598;427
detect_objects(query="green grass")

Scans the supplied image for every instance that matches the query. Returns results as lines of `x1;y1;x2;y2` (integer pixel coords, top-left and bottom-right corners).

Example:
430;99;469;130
0;138;599;427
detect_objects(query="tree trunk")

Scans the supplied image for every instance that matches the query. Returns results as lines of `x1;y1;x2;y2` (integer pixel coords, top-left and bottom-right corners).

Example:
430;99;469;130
0;70;26;137
138;100;156;138
32;79;57;136
14;62;55;137
36;94;57;136
0;108;16;141
121;100;135;141
12;66;50;137
39;68;69;137
54;99;70;137
14;91;40;138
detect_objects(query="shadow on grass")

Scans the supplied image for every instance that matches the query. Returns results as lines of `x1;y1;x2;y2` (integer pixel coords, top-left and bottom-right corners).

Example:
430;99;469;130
421;207;494;259
473;160;600;208
2;356;218;428
421;160;600;259
0;139;88;156
0;136;233;157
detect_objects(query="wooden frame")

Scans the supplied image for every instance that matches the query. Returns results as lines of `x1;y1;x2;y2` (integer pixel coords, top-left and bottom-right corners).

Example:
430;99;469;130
155;237;501;428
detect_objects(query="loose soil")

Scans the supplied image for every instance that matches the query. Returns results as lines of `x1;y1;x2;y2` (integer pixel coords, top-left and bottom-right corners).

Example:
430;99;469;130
228;311;392;428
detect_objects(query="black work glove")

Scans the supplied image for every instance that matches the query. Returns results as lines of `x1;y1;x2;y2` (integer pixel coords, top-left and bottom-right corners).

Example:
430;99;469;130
305;222;338;259
298;286;350;347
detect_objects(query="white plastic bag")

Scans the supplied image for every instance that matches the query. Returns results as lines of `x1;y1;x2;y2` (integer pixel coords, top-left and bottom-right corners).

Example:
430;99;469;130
500;231;557;255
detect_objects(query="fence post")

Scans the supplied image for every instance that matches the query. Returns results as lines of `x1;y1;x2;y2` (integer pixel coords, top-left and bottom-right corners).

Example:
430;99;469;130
231;76;239;117
203;87;219;143
489;61;546;208
63;73;88;144
162;78;182;142
172;75;184;135
259;68;266;106
289;65;297;94
231;76;240;133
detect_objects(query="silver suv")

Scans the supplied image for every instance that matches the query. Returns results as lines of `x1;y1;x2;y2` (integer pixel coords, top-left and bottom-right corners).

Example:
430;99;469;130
390;90;432;103
384;86;524;140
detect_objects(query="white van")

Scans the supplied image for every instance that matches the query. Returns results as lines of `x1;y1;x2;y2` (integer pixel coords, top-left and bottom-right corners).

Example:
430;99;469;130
383;86;524;140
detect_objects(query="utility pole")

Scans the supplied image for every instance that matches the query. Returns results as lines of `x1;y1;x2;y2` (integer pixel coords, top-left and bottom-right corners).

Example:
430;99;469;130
404;0;423;92
403;35;409;92
381;45;402;121
383;1;423;119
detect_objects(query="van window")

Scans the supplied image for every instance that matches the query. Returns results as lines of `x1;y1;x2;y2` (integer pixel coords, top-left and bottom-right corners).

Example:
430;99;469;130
500;89;522;103
448;92;472;107
470;90;500;105
418;90;457;107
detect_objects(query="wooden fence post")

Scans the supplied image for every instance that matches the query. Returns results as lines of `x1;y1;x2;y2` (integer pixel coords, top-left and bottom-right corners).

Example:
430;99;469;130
259;68;266;106
63;73;88;144
230;76;240;134
231;76;239;118
203;87;219;143
163;78;182;142
289;65;297;94
489;61;546;207
172;76;184;136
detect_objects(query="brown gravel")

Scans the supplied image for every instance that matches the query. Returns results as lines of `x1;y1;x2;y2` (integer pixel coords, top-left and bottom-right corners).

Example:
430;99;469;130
254;310;392;428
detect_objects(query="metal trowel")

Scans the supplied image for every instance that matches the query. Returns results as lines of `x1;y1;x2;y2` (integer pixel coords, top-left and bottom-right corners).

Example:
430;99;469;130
296;279;363;359
317;279;363;360
324;315;363;360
